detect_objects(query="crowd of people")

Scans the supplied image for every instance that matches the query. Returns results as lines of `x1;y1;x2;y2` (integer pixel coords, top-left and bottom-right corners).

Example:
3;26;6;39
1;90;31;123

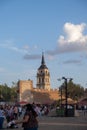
0;104;22;129
0;102;50;129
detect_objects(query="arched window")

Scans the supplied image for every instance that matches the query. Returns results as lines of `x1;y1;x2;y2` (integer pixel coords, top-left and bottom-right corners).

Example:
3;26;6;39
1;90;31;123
42;78;44;83
39;78;40;83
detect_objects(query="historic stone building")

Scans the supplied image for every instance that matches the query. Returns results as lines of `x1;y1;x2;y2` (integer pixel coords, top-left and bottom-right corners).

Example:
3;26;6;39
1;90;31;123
36;53;50;91
17;53;60;104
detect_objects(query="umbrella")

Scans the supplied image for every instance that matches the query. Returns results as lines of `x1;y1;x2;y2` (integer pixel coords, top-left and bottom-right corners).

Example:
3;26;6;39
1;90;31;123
18;101;28;106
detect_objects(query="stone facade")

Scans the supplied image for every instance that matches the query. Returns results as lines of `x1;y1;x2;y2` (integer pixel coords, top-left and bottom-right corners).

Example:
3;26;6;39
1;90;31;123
17;79;34;103
17;53;60;104
17;80;60;104
36;53;51;91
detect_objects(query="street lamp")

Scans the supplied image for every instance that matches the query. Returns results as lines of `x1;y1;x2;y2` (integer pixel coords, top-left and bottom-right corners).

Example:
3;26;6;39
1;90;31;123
60;86;62;108
57;79;64;116
57;79;63;106
62;77;73;117
62;77;68;117
59;85;64;116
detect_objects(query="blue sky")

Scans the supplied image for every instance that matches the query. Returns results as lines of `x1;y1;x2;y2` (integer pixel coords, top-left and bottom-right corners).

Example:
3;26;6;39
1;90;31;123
0;0;87;88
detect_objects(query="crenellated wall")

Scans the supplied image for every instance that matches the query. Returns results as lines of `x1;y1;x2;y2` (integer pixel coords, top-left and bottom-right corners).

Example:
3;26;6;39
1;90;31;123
17;79;60;104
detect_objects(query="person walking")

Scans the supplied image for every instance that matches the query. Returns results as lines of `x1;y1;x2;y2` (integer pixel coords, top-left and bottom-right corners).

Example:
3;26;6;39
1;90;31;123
16;103;38;130
0;106;5;129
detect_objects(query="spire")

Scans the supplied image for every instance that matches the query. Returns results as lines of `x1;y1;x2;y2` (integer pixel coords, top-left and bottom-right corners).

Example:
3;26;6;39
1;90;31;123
38;52;48;69
41;52;45;65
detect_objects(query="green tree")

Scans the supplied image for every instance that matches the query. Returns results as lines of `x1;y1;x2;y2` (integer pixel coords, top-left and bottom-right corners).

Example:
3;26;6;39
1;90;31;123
59;80;84;101
0;81;18;102
10;81;18;102
67;81;84;100
0;83;11;101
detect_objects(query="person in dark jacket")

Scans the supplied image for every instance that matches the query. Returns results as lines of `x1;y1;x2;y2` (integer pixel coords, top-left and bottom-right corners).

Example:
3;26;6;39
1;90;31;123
16;104;38;130
0;106;5;129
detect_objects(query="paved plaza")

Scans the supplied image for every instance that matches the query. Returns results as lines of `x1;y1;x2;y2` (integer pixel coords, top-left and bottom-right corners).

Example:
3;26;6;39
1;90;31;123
4;113;87;130
38;115;87;130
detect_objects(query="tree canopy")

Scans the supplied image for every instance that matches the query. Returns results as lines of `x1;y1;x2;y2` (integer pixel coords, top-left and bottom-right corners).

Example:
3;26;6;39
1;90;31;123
0;82;18;102
59;80;84;101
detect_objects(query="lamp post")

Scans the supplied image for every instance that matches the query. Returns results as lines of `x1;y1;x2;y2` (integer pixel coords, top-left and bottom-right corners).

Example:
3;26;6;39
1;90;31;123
62;77;73;117
57;79;64;116
60;86;62;109
57;79;62;106
62;77;68;117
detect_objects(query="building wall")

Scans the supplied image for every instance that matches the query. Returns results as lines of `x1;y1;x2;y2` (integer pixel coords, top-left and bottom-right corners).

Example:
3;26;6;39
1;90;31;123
18;80;33;102
17;54;60;104
36;68;50;91
17;80;60;104
36;53;51;91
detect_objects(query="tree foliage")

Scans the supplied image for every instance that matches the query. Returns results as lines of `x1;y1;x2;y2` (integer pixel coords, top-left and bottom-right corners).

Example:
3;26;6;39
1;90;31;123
59;80;84;101
0;82;18;102
0;83;11;101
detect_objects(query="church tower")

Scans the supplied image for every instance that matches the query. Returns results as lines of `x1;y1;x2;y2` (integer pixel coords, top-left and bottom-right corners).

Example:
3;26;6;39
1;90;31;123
36;53;51;91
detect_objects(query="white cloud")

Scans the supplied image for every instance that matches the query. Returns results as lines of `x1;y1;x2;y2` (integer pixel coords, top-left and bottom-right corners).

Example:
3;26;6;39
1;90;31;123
24;54;41;60
23;45;30;50
9;46;28;54
47;22;87;56
0;40;28;54
58;22;87;47
46;54;54;60
63;59;81;64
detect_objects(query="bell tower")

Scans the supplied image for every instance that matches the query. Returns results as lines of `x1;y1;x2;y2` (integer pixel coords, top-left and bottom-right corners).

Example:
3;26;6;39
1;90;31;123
36;53;51;91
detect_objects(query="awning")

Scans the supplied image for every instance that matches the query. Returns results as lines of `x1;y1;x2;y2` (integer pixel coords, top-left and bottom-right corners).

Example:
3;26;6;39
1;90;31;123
18;101;28;106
